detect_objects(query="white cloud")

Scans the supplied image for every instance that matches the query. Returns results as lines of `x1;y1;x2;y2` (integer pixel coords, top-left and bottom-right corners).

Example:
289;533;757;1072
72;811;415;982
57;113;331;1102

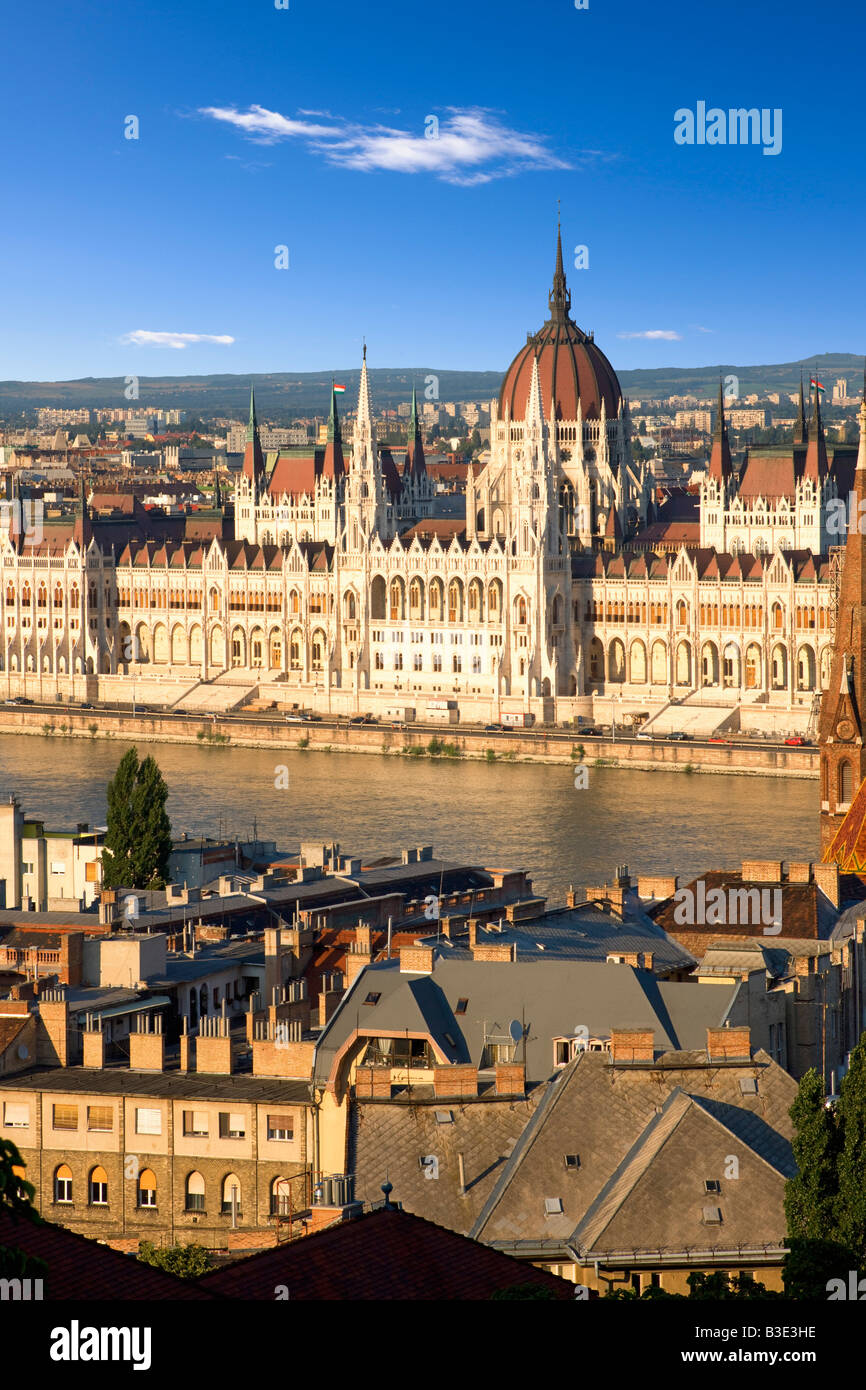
617;330;683;341
120;331;235;350
690;324;714;334
198;103;572;184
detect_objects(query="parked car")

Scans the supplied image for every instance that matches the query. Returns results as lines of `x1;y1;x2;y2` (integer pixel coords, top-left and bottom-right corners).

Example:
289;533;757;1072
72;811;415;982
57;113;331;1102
79;701;94;709
285;714;306;723
17;697;34;705
349;715;366;724
484;722;505;732
667;731;691;741
784;736;810;746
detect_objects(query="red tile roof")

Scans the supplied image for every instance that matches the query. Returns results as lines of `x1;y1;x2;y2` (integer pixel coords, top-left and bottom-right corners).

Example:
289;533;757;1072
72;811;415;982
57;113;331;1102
199;1206;573;1300
0;1208;216;1300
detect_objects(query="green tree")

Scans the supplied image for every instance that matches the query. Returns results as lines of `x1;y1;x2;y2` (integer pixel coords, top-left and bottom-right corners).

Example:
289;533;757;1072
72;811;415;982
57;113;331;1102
834;1038;866;1257
0;1137;47;1285
784;1067;841;1242
101;747;172;889
782;1237;861;1300
137;1240;213;1278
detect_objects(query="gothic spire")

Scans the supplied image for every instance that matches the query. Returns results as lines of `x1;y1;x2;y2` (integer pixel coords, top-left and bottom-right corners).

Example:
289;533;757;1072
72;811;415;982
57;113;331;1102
323;382;345;479
803;376;828;481
404;383;425;478
794;374;807;446
708;379;732;482
548;218;571;324
242;385;265;486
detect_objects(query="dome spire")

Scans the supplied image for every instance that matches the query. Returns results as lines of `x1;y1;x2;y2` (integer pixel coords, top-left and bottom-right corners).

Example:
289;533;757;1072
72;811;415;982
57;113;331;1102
549;211;571;324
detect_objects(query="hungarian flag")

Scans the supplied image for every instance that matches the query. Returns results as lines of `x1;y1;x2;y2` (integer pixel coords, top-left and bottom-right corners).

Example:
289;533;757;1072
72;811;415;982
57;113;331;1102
810;378;825;393
333;383;346;393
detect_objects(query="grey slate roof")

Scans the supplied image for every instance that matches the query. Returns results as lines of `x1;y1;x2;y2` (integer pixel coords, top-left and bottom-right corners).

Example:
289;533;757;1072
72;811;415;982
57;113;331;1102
314;954;741;1087
469;1049;797;1256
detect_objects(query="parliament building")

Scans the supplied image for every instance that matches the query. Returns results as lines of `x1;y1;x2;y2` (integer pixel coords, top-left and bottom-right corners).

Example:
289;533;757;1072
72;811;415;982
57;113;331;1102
0;232;852;731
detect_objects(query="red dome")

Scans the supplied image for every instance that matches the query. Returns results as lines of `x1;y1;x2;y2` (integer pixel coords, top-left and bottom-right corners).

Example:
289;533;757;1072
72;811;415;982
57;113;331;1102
499;233;622;423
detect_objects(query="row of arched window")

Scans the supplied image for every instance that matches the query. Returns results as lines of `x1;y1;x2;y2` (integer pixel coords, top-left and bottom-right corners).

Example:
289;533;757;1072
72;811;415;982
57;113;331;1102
52;1166;296;1216
369;576;504;623
6;583;81;608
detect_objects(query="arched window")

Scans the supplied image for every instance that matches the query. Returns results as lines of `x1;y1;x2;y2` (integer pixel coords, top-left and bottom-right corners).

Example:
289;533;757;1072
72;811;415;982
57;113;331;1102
487;581;501;618
290;631;302;669
138;1168;157;1209
70;584;79;607
389;579;404;621
448;580;463;623
54;1164;73;1204
222;1173;242;1216
21;583;30;607
514;595;527;626
370;576;387;620
409;578;424;618
343;590;356;620
37;583;47;608
5;583;13;604
185;1171;205;1212
53;583;63;605
89;1165;109;1206
312;630;325;671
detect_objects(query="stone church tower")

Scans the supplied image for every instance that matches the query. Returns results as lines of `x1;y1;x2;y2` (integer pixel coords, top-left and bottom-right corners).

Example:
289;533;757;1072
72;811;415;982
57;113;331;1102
819;380;866;854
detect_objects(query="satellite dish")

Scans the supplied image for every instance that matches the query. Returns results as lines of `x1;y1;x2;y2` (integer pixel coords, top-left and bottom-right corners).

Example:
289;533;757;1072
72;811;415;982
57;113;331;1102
508;1019;523;1044
17;1043;28;1060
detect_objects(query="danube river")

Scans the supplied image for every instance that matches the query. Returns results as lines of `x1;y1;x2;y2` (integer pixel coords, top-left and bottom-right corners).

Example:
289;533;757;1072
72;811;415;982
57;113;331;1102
0;734;819;906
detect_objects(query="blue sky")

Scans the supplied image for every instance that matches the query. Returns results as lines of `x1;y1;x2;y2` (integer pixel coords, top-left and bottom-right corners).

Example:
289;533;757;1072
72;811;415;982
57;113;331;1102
1;0;864;381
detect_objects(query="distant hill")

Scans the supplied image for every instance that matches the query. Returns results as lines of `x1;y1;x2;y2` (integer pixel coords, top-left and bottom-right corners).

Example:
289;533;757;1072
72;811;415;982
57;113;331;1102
0;352;863;418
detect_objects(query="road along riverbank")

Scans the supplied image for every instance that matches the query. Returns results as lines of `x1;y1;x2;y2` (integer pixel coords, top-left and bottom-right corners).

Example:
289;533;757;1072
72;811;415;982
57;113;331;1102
0;708;818;778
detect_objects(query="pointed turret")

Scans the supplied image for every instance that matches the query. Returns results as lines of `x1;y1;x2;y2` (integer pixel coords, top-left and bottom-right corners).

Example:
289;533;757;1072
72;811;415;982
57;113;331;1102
708;380;733;482
548;219;572;324
242;386;265;489
526;353;545;428
794;374;807;446
404;383;426;478
803;378;828;481
322;383;345;480
356;344;373;435
73;471;91;548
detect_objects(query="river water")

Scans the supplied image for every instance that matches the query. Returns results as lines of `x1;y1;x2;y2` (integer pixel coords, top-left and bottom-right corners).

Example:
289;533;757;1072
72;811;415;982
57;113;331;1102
0;734;819;906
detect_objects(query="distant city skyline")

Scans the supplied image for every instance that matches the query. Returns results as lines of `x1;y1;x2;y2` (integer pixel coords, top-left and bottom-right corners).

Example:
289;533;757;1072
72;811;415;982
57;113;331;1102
2;0;865;380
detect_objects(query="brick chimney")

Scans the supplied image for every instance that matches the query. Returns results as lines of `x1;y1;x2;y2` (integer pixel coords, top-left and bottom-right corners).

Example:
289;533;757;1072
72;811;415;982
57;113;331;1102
812;862;840;908
609;1029;655;1064
195;1015;232;1074
400;944;434;974
741;859;782;882
128;1014;165;1071
82;1016;105;1069
494;1062;525;1096
345;940;372;984
37;989;70;1066
432;1065;477;1098
706;1026;751;1063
